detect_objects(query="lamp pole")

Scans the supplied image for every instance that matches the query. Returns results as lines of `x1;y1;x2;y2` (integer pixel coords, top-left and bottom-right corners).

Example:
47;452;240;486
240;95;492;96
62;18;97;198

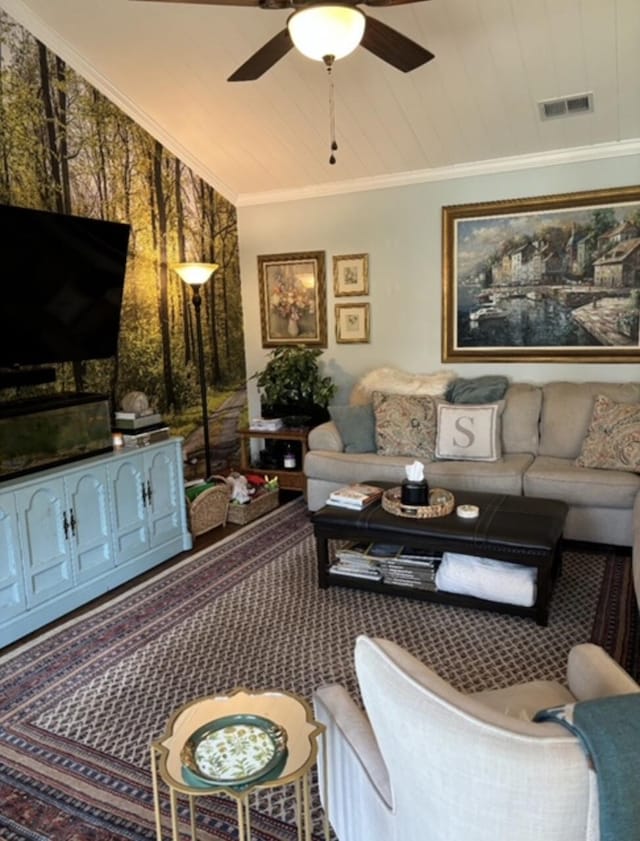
173;262;219;479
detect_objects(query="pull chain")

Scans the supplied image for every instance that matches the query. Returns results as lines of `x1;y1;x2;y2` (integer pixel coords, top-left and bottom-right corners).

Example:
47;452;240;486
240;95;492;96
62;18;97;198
325;56;338;164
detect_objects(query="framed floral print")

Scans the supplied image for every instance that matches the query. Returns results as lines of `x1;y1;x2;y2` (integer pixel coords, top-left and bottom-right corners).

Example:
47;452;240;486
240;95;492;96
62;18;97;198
333;253;369;296
335;302;370;343
258;251;327;347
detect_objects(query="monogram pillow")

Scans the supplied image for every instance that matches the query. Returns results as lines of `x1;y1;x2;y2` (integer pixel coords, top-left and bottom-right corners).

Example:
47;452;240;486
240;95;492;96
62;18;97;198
435;402;504;462
575;395;640;472
373;392;438;460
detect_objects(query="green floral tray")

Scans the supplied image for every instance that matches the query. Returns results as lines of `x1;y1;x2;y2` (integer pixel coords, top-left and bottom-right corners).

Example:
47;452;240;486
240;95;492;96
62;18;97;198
180;714;287;787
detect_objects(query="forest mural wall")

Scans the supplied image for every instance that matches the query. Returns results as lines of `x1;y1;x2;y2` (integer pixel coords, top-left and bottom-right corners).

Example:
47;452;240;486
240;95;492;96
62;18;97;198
0;11;246;441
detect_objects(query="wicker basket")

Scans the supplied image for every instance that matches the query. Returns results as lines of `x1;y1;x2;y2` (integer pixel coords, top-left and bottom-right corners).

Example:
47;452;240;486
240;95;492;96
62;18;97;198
226;487;279;525
186;476;231;537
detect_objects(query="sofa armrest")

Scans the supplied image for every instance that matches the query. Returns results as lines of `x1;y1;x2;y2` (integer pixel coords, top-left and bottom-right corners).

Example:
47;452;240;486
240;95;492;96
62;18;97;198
633;492;640;615
308;421;344;452
567;643;640;701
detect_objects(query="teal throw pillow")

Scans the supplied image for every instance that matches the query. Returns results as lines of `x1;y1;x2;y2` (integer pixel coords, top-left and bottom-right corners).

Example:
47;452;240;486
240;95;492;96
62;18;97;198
330;404;376;453
446;375;509;404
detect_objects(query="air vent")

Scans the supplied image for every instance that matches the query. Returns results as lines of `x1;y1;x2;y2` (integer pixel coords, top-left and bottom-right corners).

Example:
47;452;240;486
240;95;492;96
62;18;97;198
538;92;594;120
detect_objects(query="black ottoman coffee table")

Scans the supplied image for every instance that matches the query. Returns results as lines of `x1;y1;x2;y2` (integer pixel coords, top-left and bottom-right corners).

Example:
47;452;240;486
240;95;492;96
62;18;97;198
311;488;568;625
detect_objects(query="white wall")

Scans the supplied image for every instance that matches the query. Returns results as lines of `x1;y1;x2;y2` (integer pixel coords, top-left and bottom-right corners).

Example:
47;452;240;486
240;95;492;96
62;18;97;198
238;153;640;416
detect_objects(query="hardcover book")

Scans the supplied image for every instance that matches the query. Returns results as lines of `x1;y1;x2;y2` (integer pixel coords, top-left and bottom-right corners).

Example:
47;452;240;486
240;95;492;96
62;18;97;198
113;412;163;430
327;483;384;509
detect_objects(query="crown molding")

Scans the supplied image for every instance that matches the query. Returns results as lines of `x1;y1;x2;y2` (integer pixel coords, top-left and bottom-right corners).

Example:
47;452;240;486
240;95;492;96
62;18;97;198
237;138;640;206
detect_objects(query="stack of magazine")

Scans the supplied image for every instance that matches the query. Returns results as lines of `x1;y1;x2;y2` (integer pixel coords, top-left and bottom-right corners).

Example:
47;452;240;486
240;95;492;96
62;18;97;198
330;541;384;581
331;541;441;590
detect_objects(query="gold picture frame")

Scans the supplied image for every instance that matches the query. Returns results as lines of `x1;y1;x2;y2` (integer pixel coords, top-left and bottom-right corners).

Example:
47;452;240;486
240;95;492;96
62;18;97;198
333;253;369;297
258;251;327;347
442;185;640;362
335;302;370;343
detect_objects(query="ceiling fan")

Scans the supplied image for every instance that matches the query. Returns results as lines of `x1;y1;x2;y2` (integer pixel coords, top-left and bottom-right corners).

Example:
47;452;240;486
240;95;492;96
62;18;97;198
133;0;435;81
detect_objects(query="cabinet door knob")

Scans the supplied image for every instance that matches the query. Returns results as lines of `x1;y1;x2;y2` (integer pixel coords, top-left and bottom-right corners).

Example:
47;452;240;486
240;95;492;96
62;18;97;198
63;510;70;540
141;482;147;506
69;508;76;537
146;480;153;505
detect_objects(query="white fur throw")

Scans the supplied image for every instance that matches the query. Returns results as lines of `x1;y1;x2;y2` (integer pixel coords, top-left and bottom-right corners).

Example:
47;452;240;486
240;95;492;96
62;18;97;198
350;367;457;406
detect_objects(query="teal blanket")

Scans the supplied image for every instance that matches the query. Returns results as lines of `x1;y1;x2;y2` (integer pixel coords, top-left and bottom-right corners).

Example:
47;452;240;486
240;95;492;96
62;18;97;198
535;694;640;841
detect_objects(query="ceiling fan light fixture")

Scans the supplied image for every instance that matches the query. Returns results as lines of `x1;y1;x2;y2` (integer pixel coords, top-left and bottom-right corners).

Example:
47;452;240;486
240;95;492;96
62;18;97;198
288;4;366;62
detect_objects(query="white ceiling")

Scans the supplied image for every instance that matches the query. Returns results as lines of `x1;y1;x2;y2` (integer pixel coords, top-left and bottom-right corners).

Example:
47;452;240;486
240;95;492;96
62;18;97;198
2;0;640;206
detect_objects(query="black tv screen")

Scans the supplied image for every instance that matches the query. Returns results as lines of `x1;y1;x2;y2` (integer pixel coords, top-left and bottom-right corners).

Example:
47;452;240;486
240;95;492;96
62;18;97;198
0;204;131;367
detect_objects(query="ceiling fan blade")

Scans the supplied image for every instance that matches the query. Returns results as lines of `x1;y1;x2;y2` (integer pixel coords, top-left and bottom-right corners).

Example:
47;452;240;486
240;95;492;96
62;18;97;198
363;0;431;6
228;28;293;81
132;0;263;6
361;15;434;72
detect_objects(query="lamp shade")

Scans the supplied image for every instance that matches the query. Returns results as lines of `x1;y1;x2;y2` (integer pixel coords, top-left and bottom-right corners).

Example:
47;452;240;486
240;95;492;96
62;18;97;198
288;4;366;62
173;262;219;286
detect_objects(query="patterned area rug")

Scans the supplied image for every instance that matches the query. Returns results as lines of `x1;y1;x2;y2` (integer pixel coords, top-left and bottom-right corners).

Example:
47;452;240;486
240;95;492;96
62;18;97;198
0;499;637;841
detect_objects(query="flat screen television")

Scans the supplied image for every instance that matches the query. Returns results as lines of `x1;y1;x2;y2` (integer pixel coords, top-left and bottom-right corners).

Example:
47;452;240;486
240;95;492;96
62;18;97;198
0;204;131;369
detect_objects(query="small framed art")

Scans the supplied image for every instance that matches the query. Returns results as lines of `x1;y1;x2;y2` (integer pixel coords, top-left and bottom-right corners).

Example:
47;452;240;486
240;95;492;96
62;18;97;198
333;253;369;297
335;302;370;343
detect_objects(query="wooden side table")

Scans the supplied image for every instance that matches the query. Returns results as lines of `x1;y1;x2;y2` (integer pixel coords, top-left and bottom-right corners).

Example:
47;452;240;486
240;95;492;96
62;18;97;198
151;687;328;841
237;427;309;494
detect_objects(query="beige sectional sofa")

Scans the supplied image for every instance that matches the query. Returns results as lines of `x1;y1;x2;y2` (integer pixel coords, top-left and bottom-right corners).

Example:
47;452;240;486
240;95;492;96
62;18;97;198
304;379;640;548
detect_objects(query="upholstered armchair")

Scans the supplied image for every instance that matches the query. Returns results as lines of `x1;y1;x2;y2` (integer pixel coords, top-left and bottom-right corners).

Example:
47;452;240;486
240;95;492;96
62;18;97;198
313;636;640;841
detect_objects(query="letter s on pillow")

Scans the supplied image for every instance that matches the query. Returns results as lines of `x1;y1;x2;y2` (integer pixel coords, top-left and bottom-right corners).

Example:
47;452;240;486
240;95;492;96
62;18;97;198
453;414;476;449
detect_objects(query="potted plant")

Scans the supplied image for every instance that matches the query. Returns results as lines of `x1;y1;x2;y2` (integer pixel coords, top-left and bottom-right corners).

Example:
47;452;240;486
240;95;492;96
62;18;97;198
252;345;337;427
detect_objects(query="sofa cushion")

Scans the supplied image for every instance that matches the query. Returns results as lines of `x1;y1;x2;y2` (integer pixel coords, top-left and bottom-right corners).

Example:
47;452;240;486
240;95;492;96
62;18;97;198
575;394;640;472
427;453;531;496
329;404;376;453
304;450;429;488
350;367;456;406
303;450;532;497
373;392;438;459
539;382;640;459
501;384;542;455
435;402;504;462
524;456;640;508
445;375;509;404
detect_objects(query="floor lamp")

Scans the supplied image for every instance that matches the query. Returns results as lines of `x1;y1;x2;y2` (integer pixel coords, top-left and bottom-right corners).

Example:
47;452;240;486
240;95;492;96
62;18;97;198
173;262;219;479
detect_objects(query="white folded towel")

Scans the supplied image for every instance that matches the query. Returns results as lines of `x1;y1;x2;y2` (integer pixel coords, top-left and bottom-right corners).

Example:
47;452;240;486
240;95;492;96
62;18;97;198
436;552;537;607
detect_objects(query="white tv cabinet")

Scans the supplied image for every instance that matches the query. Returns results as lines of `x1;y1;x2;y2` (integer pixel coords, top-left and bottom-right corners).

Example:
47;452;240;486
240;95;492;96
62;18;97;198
0;438;192;648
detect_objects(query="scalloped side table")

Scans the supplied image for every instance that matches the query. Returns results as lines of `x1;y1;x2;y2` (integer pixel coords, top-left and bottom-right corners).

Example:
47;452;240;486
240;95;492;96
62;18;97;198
151;687;329;841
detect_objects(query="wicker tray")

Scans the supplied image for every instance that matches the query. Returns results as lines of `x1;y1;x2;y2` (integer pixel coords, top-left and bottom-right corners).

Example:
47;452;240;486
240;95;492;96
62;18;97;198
226;487;279;525
381;487;455;519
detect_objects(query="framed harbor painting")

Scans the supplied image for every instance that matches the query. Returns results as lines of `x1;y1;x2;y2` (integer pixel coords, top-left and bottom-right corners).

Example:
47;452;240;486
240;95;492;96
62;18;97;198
442;186;640;362
258;251;327;347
